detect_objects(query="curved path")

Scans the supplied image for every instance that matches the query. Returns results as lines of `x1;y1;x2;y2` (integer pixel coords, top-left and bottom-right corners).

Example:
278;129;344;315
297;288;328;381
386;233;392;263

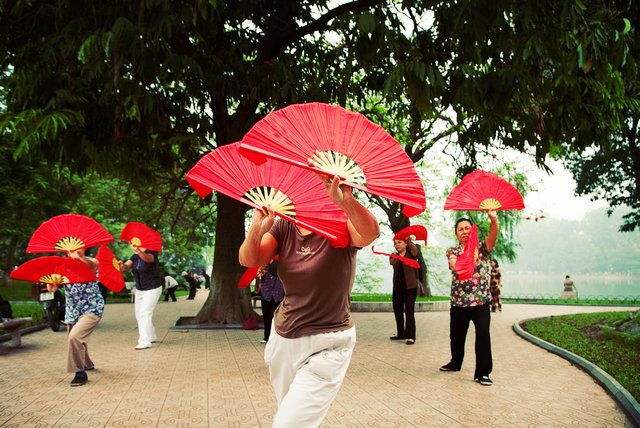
0;290;635;427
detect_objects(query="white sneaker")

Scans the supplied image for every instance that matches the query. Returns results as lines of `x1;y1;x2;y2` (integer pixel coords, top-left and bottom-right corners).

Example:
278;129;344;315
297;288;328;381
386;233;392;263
134;344;151;350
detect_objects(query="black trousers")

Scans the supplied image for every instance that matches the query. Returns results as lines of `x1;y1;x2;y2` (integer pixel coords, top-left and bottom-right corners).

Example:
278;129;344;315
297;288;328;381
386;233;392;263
187;283;197;300
448;303;492;378
164;288;177;302
261;297;281;341
392;286;417;340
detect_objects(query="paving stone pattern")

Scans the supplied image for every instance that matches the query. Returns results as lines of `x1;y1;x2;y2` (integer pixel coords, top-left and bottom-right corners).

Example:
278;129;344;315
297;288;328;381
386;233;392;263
0;289;635;427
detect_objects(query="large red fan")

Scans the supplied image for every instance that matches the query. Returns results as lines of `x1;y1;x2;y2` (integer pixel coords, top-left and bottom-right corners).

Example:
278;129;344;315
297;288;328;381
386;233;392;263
26;214;113;253
238;102;426;217
96;244;125;292
444;170;524;211
186;142;350;248
238;266;260;289
455;224;479;281
371;246;420;269
393;225;428;243
120;222;163;251
10;256;97;286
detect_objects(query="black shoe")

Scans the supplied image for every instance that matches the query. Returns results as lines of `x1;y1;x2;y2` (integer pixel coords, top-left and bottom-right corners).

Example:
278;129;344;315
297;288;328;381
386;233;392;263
389;336;405;340
70;375;88;387
439;363;461;372
474;375;493;386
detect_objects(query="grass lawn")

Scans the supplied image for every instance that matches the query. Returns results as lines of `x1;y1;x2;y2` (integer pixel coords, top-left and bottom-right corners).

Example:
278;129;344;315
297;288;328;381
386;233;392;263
505;297;640;305
522;311;640;402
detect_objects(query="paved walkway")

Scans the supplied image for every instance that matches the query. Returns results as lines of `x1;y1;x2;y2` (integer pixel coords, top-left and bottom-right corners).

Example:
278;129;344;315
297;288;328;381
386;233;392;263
0;289;636;427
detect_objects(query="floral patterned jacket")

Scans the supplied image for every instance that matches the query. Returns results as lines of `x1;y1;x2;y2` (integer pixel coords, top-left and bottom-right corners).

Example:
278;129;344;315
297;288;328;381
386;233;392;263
446;242;491;307
64;279;105;324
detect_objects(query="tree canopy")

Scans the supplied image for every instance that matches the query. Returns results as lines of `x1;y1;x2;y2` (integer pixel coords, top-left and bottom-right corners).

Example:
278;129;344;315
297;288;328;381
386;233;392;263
1;0;637;321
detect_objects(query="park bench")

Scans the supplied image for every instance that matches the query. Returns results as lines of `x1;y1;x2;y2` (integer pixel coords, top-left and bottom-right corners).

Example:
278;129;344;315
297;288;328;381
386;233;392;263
1;317;33;347
252;295;261;309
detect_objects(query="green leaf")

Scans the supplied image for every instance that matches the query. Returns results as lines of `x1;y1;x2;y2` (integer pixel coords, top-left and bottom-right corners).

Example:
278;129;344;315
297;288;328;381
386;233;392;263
622;18;631;35
358;11;376;34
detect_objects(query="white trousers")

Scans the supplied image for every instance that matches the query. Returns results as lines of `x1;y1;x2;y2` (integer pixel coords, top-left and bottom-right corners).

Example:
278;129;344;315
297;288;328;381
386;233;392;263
264;325;356;428
134;287;162;346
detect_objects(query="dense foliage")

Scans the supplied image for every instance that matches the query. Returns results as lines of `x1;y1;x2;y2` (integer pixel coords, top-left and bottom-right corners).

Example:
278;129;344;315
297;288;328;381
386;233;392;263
1;0;637;321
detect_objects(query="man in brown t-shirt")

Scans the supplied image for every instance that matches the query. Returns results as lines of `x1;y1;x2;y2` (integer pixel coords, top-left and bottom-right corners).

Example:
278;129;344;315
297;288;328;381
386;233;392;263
239;175;379;427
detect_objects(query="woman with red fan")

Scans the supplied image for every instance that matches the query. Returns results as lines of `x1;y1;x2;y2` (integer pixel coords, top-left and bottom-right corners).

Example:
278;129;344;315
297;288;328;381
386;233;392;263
120;243;163;350
441;211;499;386
239;173;379;427
58;247;105;387
389;237;420;345
254;259;284;344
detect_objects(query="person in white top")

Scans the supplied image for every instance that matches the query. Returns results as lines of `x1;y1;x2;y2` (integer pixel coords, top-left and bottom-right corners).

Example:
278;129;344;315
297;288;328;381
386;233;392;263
163;272;179;302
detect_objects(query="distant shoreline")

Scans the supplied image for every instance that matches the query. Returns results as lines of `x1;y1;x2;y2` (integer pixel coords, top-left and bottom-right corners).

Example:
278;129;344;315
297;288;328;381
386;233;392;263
508;273;640;280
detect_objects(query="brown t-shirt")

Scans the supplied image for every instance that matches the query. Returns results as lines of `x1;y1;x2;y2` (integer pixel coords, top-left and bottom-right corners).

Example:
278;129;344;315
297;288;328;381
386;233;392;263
269;219;358;338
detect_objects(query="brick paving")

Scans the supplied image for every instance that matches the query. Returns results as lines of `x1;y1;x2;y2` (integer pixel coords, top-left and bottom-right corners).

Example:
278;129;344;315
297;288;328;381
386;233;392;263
0;289;635;427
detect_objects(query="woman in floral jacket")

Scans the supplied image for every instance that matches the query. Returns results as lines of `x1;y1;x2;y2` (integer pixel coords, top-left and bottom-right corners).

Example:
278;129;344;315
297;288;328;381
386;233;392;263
440;211;498;386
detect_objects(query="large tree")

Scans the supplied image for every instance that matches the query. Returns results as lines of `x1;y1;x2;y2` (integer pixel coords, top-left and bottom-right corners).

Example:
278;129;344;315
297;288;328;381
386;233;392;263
1;0;636;322
562;2;640;232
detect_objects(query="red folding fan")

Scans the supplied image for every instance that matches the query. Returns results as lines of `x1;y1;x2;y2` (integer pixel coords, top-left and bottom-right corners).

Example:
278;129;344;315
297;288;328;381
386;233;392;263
120;222;163;251
371;246;420;269
186;142;350;247
96;244;125;292
393;225;428;243
26;214;114;253
10;256;97;286
238;266;260;289
238;102;426;217
444;170;524;211
454;224;479;281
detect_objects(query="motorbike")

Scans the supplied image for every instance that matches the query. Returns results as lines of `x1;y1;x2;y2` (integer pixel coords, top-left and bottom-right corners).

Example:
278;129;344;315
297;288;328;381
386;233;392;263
38;284;65;332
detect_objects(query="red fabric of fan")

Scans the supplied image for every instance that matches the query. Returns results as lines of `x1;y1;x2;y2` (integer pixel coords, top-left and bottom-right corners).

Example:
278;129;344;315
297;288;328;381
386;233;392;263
26;214;114;253
393;225;428;243
10;256;97;286
120;222;163;251
96;244;125;292
371;246;420;269
455;225;479;281
238;102;426;217
238;266;260;289
444;170;524;211
186;142;349;248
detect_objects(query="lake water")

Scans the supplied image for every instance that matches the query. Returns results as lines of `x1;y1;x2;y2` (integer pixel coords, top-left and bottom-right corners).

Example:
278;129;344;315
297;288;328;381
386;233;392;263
366;270;640;300
498;274;640;299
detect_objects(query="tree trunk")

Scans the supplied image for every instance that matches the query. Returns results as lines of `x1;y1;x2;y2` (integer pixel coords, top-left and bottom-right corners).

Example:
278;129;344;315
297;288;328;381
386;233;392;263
195;194;256;324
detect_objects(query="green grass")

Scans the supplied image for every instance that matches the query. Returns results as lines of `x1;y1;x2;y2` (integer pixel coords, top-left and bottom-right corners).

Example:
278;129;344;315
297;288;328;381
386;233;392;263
1;303;46;330
0;280;35;301
504;297;640;305
523;311;640;402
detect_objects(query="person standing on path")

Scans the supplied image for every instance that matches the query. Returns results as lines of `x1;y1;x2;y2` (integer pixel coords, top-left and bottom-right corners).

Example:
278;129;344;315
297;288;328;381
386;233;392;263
120;244;163;350
163;272;179;302
389;237;419;345
201;269;210;289
59;247;104;387
182;271;198;300
239;174;379;428
255;259;284;344
440;211;499;386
